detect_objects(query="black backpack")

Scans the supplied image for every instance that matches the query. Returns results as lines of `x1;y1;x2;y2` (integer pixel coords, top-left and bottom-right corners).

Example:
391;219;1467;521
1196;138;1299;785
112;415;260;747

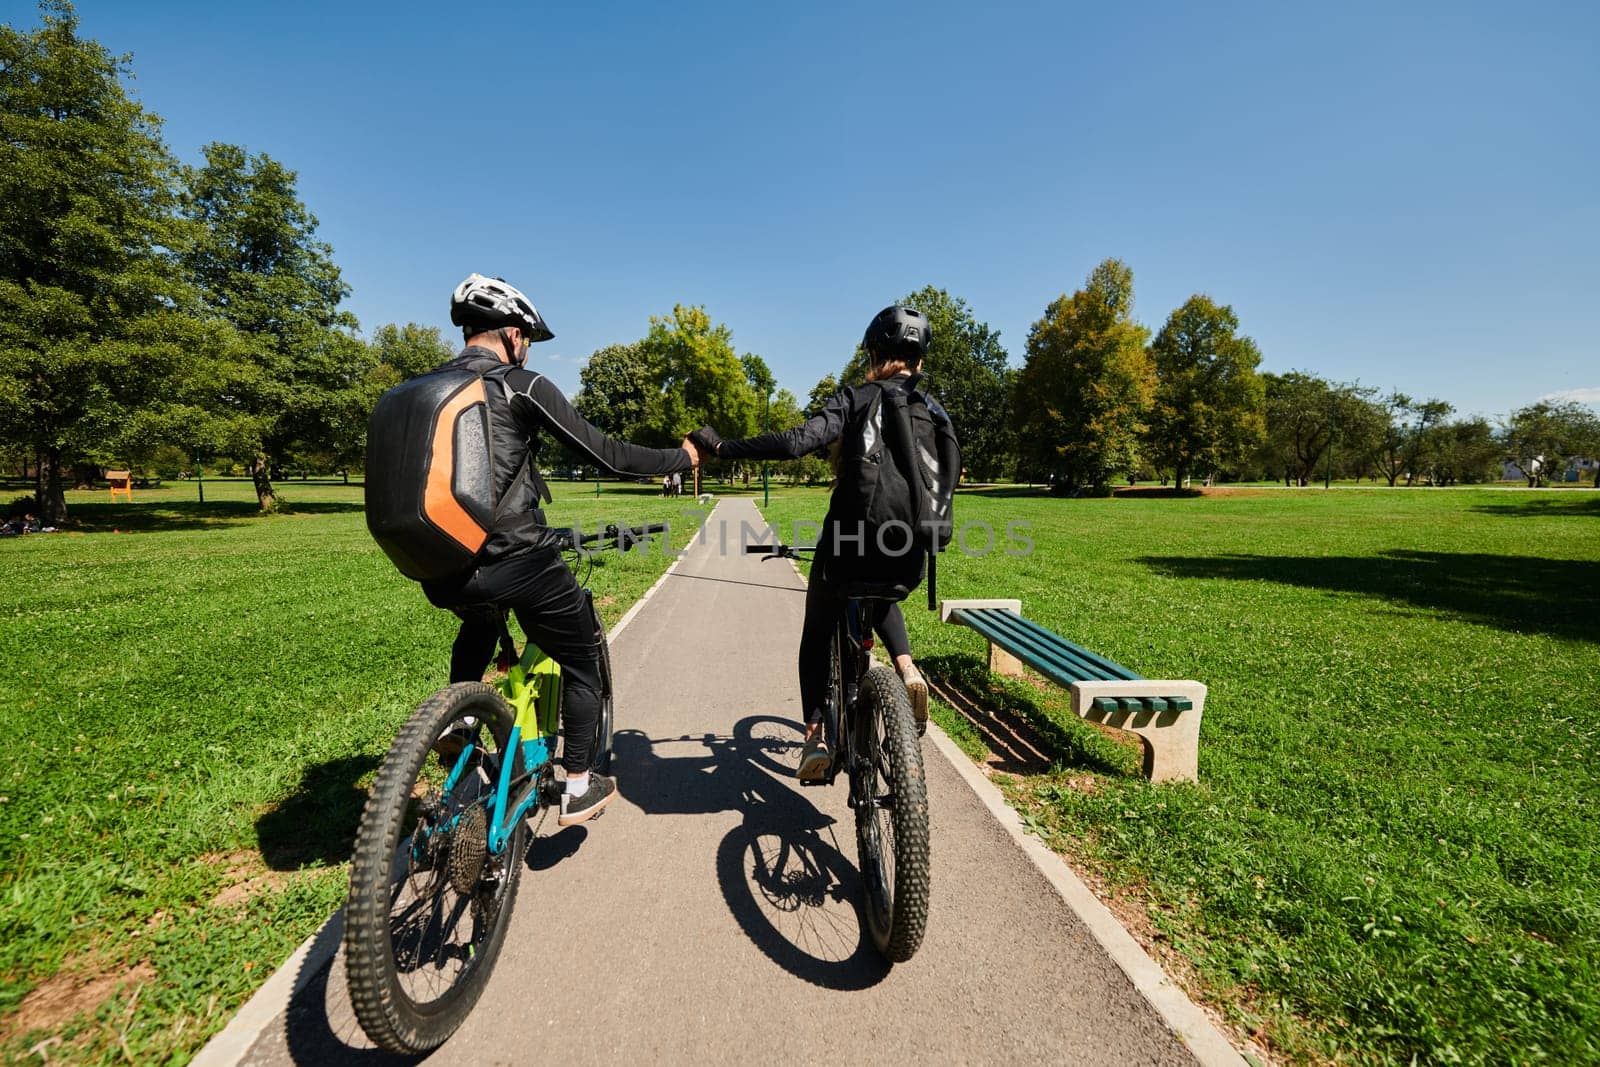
365;361;545;582
833;376;961;583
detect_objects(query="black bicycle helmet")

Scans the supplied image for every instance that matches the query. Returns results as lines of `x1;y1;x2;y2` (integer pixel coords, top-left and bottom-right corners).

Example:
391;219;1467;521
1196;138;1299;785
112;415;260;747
861;305;930;365
449;274;555;342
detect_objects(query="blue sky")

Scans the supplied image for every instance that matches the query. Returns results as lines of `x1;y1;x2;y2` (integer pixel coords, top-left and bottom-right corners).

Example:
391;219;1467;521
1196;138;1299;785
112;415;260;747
27;0;1600;420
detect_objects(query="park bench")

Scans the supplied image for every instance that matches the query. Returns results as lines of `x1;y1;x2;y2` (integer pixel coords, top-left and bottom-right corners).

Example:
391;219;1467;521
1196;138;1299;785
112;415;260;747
940;599;1206;783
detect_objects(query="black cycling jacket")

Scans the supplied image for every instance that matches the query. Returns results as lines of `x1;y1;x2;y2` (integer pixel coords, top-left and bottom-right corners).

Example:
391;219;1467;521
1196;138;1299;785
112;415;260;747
446;346;691;564
717;373;958;584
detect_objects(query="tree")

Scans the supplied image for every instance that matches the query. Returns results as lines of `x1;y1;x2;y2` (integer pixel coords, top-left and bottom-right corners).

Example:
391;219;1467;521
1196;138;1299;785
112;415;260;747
1013;259;1153;492
180;141;359;508
1145;295;1265;487
637;304;758;445
1430;418;1501;486
0;1;198;523
741;353;776;404
573;341;652;441
370;322;452;382
1503;400;1600;487
1380;395;1454;486
805;373;839;418
1258;372;1378;486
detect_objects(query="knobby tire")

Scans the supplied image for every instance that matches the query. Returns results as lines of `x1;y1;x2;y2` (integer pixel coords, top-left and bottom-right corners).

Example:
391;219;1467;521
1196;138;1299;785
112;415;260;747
345;683;527;1054
854;664;930;962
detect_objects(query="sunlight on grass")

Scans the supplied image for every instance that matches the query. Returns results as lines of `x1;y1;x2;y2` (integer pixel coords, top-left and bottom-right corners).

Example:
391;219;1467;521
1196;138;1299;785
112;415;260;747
759;486;1600;1065
0;479;701;1063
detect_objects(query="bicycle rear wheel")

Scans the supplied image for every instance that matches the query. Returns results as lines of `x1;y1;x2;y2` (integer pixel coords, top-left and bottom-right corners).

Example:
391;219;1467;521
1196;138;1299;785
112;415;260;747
345;683;528;1054
852;664;930;962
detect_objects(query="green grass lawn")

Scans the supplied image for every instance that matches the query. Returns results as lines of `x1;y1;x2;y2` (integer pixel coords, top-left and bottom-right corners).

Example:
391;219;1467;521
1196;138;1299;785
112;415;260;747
0;478;703;1064
756;485;1600;1065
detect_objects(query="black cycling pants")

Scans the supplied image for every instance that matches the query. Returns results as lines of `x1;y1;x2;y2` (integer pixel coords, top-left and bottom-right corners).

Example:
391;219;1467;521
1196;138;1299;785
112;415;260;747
423;548;603;775
798;575;912;727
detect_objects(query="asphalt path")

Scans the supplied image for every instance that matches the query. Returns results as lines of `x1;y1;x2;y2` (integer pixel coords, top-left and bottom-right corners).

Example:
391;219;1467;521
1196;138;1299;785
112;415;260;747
237;499;1198;1065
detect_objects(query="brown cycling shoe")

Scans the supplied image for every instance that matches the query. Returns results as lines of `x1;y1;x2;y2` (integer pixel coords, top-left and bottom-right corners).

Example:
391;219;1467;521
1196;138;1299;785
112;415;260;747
796;737;831;781
901;664;929;735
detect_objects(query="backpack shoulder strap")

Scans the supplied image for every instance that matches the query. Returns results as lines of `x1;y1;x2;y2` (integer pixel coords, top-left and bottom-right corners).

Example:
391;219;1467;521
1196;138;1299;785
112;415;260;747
479;363;554;509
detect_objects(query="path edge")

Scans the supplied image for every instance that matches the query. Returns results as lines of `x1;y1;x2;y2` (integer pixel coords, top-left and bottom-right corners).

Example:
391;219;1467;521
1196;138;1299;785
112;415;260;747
924;722;1249;1067
189;505;717;1067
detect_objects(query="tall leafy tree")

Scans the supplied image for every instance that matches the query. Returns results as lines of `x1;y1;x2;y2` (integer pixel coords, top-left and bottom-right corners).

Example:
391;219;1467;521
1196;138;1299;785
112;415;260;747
370;322;452;382
637;304;758;445
574;341;653;440
0;1;198;523
1259;372;1376;486
1013;259;1153;491
1379;394;1454;486
1503;400;1600;487
1430;418;1501;486
180;142;359;508
1145;294;1265;486
804;373;839;418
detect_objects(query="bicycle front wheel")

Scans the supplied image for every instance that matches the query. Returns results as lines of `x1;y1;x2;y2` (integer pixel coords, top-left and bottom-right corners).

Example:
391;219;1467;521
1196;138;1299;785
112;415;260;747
852;664;930;962
345;683;528;1054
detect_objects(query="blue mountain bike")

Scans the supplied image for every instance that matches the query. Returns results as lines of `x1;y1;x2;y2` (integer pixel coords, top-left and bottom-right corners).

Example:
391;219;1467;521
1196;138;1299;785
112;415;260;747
345;522;665;1054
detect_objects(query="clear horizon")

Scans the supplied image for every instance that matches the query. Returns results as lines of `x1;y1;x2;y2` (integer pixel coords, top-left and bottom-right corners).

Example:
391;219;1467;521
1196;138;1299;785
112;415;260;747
32;0;1600;422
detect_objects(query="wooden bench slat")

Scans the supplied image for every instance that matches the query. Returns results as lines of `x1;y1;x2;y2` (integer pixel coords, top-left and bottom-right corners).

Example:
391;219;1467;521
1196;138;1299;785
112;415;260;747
1002;611;1143;681
963;608;1125;683
959;608;1189;715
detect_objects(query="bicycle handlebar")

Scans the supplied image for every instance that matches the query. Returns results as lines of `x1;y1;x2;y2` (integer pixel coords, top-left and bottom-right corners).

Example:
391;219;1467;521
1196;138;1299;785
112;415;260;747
745;543;812;559
556;522;670;552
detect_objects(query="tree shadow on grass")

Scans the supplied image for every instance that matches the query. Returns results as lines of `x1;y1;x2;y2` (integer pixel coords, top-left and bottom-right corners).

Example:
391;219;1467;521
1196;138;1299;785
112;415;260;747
1471;496;1600;519
955;485;1049;499
61;500;365;533
920;653;1138;777
1138;550;1600;644
256;754;382;871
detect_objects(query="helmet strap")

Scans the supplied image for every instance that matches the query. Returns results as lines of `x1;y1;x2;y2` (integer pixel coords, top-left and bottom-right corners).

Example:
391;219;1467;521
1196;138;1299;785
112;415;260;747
498;327;522;366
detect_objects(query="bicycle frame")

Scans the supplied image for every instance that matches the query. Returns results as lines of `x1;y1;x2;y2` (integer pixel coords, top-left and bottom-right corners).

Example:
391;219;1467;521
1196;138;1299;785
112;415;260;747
425;637;561;858
433;520;667;856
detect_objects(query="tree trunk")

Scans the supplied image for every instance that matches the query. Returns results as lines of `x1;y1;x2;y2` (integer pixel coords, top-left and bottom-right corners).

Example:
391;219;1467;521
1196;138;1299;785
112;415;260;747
249;454;277;511
1175;461;1189;490
39;448;68;526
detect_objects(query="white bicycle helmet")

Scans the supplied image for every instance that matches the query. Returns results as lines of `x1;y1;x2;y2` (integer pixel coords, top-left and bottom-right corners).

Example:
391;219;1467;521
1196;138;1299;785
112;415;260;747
449;274;554;342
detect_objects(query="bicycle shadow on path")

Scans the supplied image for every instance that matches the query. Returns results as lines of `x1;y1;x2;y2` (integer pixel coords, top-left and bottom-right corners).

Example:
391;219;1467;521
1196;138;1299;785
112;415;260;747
614;717;890;992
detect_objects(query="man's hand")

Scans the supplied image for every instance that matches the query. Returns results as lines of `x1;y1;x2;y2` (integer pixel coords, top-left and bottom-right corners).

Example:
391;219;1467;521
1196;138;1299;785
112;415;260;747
688;426;724;456
681;436;700;467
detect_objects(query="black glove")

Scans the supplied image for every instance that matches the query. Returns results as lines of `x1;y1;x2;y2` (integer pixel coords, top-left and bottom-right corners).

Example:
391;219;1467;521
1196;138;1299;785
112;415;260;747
688;426;724;456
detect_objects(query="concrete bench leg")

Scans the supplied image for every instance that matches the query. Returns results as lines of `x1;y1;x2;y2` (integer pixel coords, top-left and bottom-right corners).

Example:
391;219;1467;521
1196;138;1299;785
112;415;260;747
989;642;1024;678
1070;681;1207;784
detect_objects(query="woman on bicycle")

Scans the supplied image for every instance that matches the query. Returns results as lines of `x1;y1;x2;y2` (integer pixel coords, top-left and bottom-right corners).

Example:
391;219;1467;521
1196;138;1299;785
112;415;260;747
691;306;960;780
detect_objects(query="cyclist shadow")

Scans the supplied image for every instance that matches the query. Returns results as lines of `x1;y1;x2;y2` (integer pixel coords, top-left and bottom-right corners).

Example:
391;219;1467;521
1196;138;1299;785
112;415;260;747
614;718;890;991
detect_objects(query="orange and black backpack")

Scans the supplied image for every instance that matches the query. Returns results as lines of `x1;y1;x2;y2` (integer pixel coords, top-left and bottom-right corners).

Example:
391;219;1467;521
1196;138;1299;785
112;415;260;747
364;362;511;581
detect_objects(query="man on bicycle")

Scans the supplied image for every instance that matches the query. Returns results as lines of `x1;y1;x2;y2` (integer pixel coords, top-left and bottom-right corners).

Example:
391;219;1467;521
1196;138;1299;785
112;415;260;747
383;275;700;825
690;306;960;780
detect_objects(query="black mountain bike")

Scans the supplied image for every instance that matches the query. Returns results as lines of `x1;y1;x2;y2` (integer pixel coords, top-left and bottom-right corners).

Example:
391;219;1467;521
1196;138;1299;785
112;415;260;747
747;542;930;962
345;522;666;1054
